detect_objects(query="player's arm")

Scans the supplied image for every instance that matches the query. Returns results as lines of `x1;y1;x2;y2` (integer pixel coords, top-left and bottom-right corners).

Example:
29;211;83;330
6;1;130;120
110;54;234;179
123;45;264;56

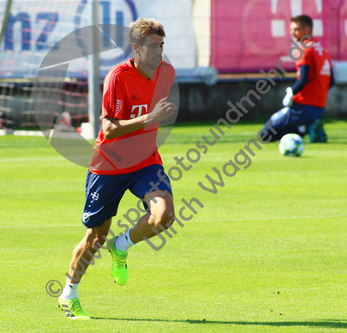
282;65;310;106
103;97;177;140
103;115;149;139
291;65;310;94
330;67;335;88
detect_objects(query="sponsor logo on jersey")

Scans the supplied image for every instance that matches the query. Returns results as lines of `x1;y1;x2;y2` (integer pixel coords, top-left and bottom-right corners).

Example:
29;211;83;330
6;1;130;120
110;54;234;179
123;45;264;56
130;104;148;118
131;94;138;101
320;59;331;76
314;42;324;56
116;99;123;114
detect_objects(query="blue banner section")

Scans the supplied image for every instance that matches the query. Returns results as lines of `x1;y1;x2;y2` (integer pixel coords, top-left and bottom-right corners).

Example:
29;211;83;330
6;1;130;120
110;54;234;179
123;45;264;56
0;0;197;79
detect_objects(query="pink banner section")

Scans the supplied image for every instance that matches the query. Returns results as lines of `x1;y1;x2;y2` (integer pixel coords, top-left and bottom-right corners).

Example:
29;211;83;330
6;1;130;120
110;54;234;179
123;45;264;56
211;0;346;73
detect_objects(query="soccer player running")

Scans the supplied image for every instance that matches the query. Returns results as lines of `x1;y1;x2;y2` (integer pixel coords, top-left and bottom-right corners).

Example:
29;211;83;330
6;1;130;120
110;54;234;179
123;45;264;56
261;15;334;143
58;18;177;319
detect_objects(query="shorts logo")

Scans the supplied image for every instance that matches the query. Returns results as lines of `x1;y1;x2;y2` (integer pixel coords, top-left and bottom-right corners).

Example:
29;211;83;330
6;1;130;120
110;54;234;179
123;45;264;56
116;99;123;115
82;212;90;223
91;192;99;200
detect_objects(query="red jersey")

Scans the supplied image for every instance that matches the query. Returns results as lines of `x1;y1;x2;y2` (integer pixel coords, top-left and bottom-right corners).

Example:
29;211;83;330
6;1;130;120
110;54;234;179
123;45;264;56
293;38;332;108
89;59;175;175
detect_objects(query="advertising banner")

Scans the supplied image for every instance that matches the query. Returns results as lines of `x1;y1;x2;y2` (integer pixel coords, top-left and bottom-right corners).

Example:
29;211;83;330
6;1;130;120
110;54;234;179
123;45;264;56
0;0;196;78
211;0;346;73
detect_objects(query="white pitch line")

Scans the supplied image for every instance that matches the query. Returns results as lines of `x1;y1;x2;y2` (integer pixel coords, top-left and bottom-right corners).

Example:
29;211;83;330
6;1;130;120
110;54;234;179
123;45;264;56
194;214;347;223
0;224;79;229
0;157;64;163
1;214;346;229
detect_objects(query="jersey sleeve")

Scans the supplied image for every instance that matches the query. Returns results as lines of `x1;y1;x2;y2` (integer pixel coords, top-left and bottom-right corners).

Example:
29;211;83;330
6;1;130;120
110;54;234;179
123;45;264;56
292;64;310;94
102;71;125;119
167;65;176;90
161;62;176;96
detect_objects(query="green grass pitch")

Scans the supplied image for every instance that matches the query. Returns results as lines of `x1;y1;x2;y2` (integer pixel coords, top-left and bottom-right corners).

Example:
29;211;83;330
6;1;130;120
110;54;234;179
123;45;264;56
0;120;347;332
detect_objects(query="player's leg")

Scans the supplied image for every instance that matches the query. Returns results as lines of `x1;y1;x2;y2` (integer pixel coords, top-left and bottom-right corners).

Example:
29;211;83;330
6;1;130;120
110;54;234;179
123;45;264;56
261;107;293;142
110;165;173;284
130;190;174;243
317;120;328;143
67;218;112;284
59;170;127;318
110;191;174;284
291;104;326;143
262;103;326;142
58;218;112;319
120;164;174;243
307;118;327;143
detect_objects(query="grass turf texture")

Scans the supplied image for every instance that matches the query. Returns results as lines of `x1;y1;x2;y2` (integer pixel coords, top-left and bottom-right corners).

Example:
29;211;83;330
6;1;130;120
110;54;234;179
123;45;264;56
0;120;347;333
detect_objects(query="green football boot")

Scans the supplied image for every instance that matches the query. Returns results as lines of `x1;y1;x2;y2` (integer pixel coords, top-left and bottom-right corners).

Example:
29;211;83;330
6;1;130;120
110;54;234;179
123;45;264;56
318;125;328;143
109;236;129;285
58;296;90;319
309;119;327;143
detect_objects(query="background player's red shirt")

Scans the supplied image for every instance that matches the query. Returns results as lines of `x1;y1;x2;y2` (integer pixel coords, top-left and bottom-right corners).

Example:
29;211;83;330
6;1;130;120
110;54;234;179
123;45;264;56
89;59;175;175
293;38;332;108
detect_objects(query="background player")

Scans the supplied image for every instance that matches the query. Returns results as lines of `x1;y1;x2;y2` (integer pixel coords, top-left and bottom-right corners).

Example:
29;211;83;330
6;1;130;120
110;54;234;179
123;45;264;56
261;15;334;143
58;18;177;319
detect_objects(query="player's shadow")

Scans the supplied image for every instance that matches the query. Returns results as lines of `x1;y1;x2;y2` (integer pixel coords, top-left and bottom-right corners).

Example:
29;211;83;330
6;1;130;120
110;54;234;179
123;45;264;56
90;317;347;329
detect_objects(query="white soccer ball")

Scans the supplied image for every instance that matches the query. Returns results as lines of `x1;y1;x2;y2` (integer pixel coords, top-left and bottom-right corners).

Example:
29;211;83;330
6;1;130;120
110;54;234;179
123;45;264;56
279;133;304;157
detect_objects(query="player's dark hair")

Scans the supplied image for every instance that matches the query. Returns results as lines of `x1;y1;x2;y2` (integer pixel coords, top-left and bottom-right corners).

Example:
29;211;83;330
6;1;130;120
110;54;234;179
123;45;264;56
129;18;166;46
290;15;313;29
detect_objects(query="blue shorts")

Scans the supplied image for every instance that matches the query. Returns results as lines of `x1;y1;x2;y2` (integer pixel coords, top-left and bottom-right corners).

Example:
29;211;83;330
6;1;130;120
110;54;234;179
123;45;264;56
82;164;172;228
261;103;325;142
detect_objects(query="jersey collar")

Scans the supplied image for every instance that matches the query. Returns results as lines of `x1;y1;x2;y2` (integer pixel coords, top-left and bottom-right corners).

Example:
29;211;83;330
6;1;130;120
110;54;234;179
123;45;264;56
128;59;161;84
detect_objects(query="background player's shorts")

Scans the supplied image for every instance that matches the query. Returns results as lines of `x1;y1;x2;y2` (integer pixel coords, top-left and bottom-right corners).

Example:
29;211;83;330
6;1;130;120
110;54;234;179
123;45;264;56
82;164;172;228
261;102;325;141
